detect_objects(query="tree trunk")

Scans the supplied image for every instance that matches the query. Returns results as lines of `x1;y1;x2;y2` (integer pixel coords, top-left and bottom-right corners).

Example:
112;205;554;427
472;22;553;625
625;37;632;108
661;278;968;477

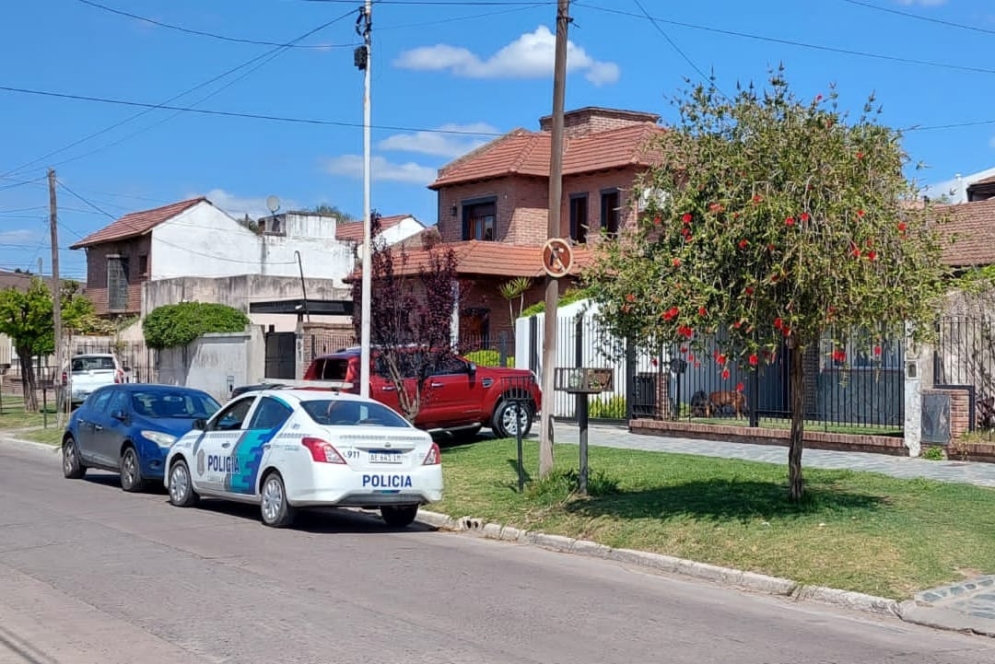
788;342;805;502
18;351;38;413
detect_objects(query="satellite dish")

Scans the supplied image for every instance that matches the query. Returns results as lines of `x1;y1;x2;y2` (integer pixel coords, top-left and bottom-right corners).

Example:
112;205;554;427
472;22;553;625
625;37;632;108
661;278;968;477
265;195;281;214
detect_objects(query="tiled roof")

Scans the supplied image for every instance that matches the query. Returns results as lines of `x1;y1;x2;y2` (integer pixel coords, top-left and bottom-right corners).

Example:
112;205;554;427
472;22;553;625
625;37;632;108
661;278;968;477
335;214;411;243
429;123;666;189
69;197;207;249
940;199;995;267
0;269;77;291
348;241;593;280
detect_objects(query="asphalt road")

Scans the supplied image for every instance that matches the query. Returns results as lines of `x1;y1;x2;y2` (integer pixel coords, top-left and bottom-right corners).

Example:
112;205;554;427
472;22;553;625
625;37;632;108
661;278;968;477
1;440;994;664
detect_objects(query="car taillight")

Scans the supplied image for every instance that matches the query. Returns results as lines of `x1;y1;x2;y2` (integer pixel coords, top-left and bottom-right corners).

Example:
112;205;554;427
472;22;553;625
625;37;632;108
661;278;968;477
422;442;441;466
301;437;346;464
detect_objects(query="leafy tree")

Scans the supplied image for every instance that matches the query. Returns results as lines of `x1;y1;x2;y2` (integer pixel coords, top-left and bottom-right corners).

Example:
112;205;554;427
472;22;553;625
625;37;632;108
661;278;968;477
585;69;948;500
0;278;99;412
311;204;356;221
142;302;249;350
499;277;532;325
351;212;462;422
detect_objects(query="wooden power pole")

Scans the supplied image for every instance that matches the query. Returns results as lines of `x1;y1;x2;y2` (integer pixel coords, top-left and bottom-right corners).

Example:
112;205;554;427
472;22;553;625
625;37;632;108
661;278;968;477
48;169;64;424
538;0;571;477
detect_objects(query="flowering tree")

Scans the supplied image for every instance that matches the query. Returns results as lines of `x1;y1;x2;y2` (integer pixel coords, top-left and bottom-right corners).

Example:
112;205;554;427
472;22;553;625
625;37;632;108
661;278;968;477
351;213;462;422
585;69;948;500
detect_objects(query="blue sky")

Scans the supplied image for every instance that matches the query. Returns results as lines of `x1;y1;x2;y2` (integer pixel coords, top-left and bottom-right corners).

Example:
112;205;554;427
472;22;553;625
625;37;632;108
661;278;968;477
1;0;993;283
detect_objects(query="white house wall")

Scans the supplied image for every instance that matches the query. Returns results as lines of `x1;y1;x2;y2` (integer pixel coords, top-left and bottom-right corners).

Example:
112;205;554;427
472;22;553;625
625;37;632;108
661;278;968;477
150;204;354;286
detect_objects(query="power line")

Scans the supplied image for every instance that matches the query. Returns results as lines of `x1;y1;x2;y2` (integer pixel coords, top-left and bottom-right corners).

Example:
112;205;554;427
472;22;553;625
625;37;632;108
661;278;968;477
56;180;116;220
576;2;995;77
0;83;505;136
76;0;358;49
631;0;723;96
0;8;358;180
840;0;995;38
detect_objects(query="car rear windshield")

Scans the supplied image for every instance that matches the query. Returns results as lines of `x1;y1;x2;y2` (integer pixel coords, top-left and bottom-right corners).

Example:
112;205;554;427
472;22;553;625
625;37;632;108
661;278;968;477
314;358;351;380
300;400;410;428
72;356;116;372
131;391;221;419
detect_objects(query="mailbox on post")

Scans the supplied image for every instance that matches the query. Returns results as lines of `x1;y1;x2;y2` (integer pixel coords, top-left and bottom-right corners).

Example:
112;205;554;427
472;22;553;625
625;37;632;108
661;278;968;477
553;367;615;496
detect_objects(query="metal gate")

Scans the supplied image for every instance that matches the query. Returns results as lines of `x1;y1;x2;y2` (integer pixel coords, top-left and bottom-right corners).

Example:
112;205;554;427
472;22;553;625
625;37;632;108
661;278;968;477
265;332;296;379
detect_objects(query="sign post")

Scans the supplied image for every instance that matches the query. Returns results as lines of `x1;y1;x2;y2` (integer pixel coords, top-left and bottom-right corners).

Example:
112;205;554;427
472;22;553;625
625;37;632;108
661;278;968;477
554;367;614;495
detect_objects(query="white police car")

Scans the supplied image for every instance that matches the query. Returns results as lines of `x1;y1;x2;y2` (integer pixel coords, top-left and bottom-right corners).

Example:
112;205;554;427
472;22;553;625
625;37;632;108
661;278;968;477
163;389;443;528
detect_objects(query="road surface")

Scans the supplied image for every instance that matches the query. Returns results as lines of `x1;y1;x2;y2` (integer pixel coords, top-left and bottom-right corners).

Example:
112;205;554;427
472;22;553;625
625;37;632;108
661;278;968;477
1;439;993;664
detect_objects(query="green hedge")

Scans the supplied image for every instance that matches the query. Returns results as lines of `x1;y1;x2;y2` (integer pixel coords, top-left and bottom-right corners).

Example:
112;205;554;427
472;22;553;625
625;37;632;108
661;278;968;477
465;349;514;368
589;395;627;419
143;302;249;350
520;287;591;317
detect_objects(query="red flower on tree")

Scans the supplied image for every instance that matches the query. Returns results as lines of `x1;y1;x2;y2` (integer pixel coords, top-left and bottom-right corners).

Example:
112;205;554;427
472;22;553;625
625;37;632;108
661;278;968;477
867;250;878;261
672;257;681;267
856;151;865;160
625;293;636;303
736;382;745;393
898;222;907;233
653;216;662;226
738;239;749;249
785;216;796;226
721;368;731;380
682;213;693;224
698;306;707;317
752;194;763;203
800;212;810;222
873;345;882;356
749;354;759;366
774;317;784;329
832;348;846;363
767;243;776;252
745;286;755;295
857;209;865;217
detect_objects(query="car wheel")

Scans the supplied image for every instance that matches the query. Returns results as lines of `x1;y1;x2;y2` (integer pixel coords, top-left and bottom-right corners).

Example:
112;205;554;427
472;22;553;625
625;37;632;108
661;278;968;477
168;459;199;507
62;436;86;479
492;399;533;439
120;446;146;493
380;505;419;528
260;472;296;528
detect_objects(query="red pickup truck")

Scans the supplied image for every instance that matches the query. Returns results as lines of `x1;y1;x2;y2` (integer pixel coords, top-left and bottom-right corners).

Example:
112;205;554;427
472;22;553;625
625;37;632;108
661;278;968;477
302;347;541;439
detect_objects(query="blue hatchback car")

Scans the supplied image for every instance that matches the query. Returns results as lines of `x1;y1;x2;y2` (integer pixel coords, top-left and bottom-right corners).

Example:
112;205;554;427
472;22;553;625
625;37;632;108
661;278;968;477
61;384;221;492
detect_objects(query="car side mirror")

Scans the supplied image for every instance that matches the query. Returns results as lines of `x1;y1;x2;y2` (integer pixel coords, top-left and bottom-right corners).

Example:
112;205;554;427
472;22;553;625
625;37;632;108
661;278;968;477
192;418;207;431
111;409;127;421
468;362;477;376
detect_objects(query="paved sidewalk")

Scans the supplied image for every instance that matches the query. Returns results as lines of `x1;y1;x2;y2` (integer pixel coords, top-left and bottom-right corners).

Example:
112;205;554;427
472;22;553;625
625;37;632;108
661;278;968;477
551;422;995;488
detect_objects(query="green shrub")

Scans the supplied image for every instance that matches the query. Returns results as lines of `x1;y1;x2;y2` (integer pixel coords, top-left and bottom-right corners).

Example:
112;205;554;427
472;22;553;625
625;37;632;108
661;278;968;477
464;349;514;367
589;395;627;419
143;302;249;350
922;446;946;461
520;287;592;317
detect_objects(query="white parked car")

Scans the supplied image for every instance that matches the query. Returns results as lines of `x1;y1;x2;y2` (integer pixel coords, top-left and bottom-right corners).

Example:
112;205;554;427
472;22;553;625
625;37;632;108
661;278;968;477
64;353;127;406
163;389;443;528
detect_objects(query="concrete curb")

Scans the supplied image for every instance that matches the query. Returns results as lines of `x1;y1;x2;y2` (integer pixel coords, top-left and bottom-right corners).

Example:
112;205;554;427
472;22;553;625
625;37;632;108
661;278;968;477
0;434;61;454
416;509;906;621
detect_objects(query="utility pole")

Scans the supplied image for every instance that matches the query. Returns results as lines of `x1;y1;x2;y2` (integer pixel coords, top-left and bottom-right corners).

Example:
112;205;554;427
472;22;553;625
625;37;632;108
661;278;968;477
355;1;373;399
538;0;570;477
48;169;64;425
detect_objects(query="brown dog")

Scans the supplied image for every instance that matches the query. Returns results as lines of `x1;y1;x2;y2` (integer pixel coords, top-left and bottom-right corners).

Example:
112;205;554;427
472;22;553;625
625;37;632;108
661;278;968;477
707;390;748;419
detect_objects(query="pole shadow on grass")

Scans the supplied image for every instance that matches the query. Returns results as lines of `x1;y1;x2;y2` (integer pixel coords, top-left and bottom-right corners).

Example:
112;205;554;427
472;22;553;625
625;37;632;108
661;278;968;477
564;479;885;523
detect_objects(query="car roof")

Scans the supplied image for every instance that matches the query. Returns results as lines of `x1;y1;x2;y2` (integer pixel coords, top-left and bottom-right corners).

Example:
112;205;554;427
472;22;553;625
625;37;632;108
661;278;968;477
72;353;115;358
95;383;212;396
252;389;376;404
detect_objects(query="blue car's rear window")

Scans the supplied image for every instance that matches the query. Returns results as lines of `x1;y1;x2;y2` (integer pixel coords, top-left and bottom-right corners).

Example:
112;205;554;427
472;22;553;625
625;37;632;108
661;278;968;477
131;392;220;419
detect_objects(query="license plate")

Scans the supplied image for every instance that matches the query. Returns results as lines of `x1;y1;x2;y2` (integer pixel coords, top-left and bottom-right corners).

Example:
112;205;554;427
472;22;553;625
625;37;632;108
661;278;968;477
369;451;402;464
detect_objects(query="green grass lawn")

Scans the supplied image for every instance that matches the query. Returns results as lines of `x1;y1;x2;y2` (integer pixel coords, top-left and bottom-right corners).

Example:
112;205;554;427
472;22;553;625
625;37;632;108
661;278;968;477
21;427;64;446
0;397;58;431
434;438;995;599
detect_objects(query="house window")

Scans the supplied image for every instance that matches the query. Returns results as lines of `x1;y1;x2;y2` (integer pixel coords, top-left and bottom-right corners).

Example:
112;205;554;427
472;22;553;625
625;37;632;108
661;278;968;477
600;189;621;237
463;198;496;241
107;256;129;311
569;194;588;244
138;254;148;277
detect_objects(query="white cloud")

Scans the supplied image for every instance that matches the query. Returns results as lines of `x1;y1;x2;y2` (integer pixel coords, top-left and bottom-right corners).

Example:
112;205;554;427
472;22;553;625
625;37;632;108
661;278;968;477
394;25;620;86
323;155;437;185
377;123;498;159
0;229;37;242
198;189;299;219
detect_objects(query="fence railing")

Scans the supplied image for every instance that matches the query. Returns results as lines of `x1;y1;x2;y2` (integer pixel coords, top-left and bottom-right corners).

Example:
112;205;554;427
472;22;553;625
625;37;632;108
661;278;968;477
457;331;515;369
934;315;995;437
516;312;905;434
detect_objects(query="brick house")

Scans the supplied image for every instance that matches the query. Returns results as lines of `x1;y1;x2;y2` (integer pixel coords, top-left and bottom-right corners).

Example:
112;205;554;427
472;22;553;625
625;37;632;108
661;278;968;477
385;106;667;342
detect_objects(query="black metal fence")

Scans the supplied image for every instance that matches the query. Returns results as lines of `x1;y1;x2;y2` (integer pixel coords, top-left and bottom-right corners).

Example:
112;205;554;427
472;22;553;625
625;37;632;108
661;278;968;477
934;315;994;434
458;330;515;369
521;313;905;434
